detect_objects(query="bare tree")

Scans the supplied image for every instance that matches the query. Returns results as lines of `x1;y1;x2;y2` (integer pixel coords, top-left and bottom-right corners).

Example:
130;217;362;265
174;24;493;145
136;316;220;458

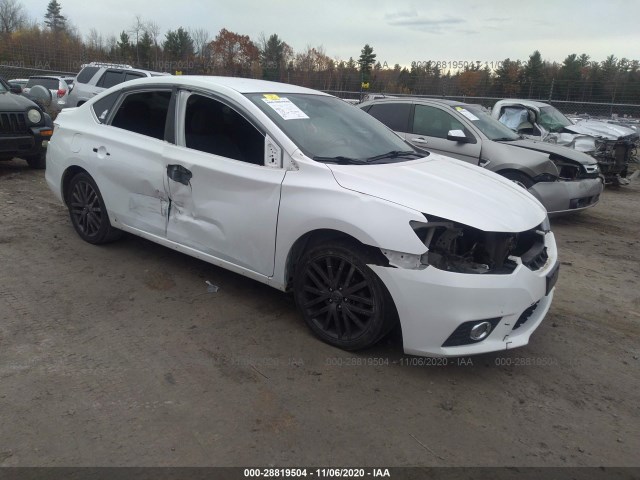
86;27;103;52
145;20;161;65
129;14;145;64
0;0;27;35
190;27;210;58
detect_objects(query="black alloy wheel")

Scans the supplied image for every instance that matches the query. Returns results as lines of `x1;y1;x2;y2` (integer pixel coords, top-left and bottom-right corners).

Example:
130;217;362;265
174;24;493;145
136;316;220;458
67;172;121;244
294;239;397;350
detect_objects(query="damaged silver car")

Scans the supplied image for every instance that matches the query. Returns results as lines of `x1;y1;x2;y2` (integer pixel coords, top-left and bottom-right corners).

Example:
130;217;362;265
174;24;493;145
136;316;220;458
492;99;639;185
360;98;603;214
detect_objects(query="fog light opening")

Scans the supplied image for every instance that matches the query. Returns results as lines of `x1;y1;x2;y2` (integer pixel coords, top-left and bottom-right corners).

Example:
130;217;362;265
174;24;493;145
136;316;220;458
469;321;492;341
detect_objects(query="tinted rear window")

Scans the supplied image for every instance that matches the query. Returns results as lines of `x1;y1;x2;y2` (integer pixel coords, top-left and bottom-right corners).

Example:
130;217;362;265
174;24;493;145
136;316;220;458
366;103;411;132
26;78;59;90
76;67;100;84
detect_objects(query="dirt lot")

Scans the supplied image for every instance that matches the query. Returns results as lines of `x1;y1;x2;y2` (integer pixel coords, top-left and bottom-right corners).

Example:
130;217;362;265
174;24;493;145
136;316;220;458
0;158;639;467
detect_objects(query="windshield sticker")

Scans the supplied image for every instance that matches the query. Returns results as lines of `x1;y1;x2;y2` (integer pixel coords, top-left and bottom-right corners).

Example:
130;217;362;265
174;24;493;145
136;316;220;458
263;94;280;100
455;107;479;121
262;97;309;120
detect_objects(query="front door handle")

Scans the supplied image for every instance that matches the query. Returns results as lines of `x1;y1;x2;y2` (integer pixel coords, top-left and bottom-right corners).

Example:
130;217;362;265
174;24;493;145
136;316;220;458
167;164;192;186
412;137;428;144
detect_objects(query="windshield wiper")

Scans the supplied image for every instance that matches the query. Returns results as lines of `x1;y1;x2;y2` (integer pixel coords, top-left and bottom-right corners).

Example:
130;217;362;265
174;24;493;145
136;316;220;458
493;137;517;142
313;155;368;165
365;150;421;162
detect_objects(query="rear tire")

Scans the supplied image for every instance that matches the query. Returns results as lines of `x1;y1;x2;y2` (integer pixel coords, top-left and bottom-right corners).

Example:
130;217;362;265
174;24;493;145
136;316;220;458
66;172;122;244
293;239;397;351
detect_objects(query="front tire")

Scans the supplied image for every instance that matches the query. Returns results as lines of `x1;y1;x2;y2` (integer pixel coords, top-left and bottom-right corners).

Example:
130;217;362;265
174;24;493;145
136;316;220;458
293;239;397;351
25;152;46;169
500;171;534;189
66;172;121;244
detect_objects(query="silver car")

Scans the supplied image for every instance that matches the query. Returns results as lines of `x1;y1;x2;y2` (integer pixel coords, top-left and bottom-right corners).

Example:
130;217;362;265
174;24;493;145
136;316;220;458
360;98;604;214
23;75;70;113
66;62;170;108
492;99;639;185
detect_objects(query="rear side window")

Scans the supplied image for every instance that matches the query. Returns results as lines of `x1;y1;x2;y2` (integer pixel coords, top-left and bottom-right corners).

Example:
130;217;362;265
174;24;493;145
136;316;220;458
26;78;59;90
76;67;100;84
92;92;120;124
111;90;172;140
97;70;124;89
366;103;411;132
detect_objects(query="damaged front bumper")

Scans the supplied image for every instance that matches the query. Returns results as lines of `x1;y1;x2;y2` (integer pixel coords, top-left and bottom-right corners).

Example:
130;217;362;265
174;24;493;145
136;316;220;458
528;177;603;214
370;231;558;357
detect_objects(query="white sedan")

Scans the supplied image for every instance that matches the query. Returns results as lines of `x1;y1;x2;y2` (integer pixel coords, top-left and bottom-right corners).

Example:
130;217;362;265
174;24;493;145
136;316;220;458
46;76;559;357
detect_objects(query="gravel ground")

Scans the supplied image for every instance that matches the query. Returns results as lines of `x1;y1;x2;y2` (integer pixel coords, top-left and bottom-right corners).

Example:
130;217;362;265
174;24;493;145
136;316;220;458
0;158;639;467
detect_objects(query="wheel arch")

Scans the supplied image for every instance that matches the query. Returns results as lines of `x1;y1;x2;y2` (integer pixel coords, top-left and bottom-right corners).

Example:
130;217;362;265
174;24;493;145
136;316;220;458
283;228;388;292
61;165;90;206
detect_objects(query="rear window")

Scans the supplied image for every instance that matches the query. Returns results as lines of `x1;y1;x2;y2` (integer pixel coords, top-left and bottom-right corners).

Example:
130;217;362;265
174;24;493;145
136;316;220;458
76;67;100;84
124;72;146;82
26;77;59;90
92;91;120;124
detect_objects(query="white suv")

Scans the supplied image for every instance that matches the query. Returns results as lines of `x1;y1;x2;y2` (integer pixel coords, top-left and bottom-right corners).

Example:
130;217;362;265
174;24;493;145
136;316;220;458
66;62;169;108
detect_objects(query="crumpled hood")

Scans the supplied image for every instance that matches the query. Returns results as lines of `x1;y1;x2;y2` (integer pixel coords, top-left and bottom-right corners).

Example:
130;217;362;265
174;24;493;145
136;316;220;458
327;154;547;233
565;119;637;140
0;91;40;111
505;139;598;166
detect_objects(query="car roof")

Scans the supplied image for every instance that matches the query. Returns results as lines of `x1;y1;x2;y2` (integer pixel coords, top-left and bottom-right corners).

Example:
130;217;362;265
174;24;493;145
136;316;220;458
28;75;63;81
497;99;549;108
114;75;329;95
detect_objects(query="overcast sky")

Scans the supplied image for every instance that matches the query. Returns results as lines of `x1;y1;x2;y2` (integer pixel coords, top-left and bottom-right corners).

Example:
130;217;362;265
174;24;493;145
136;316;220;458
21;0;640;68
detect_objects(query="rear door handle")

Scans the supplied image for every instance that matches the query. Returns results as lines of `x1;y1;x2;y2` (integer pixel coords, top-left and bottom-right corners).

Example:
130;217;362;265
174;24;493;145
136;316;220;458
92;147;110;156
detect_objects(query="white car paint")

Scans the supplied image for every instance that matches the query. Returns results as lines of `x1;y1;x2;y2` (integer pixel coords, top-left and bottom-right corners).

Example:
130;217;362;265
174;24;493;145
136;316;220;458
46;76;558;357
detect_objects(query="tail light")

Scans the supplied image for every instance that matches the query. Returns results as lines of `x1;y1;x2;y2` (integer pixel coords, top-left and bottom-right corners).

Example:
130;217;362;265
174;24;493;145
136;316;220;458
57;89;66;98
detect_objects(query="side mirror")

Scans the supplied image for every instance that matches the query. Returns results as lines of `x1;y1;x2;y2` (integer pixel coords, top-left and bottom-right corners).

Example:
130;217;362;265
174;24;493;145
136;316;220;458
9;84;22;94
447;129;471;143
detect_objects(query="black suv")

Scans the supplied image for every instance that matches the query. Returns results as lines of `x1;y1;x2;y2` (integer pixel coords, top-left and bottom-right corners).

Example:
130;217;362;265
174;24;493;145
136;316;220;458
0;77;53;169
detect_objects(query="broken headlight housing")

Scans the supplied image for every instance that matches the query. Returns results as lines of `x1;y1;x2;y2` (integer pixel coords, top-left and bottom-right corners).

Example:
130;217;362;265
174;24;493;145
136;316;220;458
404;215;548;274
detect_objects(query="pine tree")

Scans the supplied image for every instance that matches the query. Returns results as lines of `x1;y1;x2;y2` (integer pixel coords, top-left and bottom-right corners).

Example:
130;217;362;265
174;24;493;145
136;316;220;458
44;0;65;33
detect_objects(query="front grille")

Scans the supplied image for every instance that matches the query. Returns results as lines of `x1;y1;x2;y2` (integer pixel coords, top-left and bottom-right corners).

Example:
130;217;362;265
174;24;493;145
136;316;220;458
513;302;539;330
0;112;28;134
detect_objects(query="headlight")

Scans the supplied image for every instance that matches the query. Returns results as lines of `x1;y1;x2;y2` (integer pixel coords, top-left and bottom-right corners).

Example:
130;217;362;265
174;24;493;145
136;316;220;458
27;108;42;124
540;215;551;232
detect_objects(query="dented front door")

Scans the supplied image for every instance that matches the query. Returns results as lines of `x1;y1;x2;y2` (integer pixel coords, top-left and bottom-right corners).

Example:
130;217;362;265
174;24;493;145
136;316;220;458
162;144;285;277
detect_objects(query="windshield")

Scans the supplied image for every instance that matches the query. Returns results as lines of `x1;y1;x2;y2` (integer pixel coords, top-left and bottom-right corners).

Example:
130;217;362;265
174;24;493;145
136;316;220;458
451;105;519;141
246;93;422;164
539;106;573;132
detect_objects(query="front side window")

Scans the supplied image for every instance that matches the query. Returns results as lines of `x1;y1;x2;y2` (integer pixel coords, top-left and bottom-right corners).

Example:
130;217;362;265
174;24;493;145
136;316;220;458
453;105;519;141
183;94;264;165
366;103;411;132
247;93;418;164
111;90;171;140
413;104;467;139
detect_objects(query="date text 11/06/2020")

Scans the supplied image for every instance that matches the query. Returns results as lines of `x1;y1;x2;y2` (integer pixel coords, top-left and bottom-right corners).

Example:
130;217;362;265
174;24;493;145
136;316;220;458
244;468;391;477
